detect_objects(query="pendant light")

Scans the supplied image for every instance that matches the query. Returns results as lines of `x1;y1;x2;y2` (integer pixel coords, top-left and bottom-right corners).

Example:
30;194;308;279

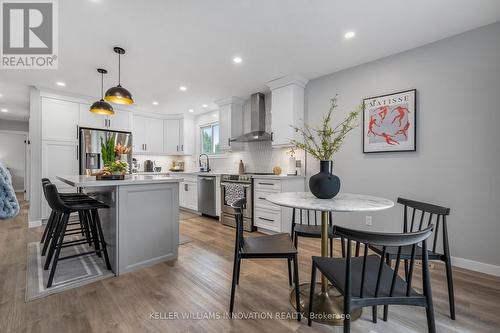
104;47;134;105
90;68;114;115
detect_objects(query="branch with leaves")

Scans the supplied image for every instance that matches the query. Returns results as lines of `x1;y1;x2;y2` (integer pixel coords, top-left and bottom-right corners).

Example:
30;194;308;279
290;95;360;161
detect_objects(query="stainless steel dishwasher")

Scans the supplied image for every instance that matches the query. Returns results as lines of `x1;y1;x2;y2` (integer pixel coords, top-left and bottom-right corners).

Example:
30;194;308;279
198;175;217;217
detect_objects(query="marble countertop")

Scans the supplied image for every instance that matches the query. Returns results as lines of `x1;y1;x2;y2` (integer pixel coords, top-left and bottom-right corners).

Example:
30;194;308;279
56;175;183;187
131;171;303;179
265;192;394;212
251;174;305;180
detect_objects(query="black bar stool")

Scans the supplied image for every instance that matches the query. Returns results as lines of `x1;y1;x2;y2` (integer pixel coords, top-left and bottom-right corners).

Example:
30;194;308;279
43;183;112;288
40;179;96;254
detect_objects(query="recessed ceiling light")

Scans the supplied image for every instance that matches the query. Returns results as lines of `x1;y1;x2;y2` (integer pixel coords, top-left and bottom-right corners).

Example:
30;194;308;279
179;86;187;91
233;57;242;64
56;81;66;87
188;109;194;113
344;31;356;39
0;93;3;98
152;101;159;106
0;108;8;113
202;104;208;108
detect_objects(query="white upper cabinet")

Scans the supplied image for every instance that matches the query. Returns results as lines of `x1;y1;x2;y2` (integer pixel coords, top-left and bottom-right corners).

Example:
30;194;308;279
266;75;308;148
79;103;131;132
180;117;194;155
133;115;164;154
107;109;132;132
215;97;244;151
163;117;194;155
79;103;107;129
42;98;79;142
163;119;181;154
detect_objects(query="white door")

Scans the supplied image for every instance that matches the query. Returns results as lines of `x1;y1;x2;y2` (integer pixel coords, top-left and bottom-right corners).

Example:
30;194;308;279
0;131;27;192
163;119;180;154
108;109;131;132
42;98;79;141
79;103;107;129
146;118;164;154
132;115;147;152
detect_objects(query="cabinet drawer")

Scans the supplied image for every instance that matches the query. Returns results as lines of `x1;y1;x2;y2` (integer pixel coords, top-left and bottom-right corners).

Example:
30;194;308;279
254;190;281;211
254;179;281;192
254;208;281;232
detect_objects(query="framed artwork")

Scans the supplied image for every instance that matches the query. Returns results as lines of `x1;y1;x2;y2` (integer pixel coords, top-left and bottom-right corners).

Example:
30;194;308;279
363;89;416;153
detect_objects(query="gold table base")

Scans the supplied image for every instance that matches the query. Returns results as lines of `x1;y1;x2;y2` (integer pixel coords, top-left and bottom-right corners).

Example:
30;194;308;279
290;283;362;325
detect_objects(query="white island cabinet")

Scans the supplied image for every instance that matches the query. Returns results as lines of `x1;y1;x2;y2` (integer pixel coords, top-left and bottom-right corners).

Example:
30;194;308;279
56;175;182;275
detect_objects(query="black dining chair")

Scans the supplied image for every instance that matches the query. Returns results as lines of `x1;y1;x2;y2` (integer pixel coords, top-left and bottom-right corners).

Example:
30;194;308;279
291;209;344;257
369;198;455;320
229;198;301;321
308;225;436;333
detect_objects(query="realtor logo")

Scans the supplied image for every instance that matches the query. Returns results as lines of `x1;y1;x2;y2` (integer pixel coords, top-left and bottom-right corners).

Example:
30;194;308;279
1;0;58;69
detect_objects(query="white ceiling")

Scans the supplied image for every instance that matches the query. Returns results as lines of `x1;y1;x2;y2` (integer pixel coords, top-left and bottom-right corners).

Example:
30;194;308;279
1;0;500;121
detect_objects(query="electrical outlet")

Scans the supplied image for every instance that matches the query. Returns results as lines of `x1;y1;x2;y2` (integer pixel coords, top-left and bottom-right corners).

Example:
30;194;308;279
365;216;372;226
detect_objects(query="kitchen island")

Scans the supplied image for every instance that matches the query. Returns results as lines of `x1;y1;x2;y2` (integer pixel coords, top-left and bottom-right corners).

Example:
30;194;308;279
56;175;182;275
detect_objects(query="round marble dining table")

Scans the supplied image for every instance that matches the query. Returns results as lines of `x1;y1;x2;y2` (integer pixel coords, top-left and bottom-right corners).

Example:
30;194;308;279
265;192;394;326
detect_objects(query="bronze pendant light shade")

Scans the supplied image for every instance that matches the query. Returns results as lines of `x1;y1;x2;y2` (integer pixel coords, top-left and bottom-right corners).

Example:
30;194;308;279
105;47;134;105
90;68;114;115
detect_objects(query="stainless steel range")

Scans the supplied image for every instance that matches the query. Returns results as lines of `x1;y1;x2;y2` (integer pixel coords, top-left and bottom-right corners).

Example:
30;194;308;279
220;173;276;231
220;174;254;231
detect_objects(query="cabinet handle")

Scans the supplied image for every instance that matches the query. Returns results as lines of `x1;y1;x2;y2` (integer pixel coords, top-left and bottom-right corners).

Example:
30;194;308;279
258;217;274;222
76;145;79;160
271;132;274;141
181;145;183;151
258;182;274;186
228;138;231;147
108;119;111;128
258;197;266;200
177;145;179;151
145;144;147;151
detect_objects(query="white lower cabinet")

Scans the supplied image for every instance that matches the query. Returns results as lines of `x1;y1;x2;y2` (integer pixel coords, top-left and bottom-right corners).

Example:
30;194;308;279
255;208;282;232
179;175;198;211
253;177;305;233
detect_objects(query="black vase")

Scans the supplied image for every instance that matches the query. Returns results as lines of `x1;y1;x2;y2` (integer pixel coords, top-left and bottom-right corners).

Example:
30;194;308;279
309;160;341;199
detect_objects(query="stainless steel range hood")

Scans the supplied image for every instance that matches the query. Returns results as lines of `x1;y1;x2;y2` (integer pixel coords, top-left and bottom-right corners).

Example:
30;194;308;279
230;92;272;143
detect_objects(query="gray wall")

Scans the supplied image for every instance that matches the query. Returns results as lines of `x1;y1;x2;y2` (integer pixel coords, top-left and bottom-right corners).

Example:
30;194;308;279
304;22;500;267
0;119;28;132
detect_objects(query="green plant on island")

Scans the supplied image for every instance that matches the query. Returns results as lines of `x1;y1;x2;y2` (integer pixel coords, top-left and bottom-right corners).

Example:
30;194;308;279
107;160;129;174
290;95;360;161
100;136;116;167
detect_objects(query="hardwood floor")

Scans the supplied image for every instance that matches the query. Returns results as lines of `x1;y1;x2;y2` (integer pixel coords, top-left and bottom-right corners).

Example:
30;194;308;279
1;202;500;332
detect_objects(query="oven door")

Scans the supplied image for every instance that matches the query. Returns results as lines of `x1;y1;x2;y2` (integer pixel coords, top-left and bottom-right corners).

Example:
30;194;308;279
220;182;253;218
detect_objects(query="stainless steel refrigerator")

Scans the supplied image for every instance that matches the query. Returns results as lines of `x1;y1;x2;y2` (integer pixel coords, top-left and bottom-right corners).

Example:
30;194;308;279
79;127;133;175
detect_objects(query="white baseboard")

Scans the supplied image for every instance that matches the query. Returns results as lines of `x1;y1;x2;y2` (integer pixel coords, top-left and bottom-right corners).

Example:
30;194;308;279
28;219;42;228
451;256;500;277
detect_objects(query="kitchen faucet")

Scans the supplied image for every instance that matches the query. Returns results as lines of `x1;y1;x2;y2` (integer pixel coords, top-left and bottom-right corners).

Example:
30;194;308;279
199;154;211;172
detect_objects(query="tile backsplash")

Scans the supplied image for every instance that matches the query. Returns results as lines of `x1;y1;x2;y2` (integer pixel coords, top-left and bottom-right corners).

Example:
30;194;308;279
185;142;304;175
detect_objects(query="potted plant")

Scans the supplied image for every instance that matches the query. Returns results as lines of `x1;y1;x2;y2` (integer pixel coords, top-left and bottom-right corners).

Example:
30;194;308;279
290;96;359;199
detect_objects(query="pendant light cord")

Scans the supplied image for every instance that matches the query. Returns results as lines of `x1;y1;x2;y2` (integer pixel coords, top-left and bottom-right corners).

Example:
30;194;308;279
101;71;104;99
118;53;121;86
